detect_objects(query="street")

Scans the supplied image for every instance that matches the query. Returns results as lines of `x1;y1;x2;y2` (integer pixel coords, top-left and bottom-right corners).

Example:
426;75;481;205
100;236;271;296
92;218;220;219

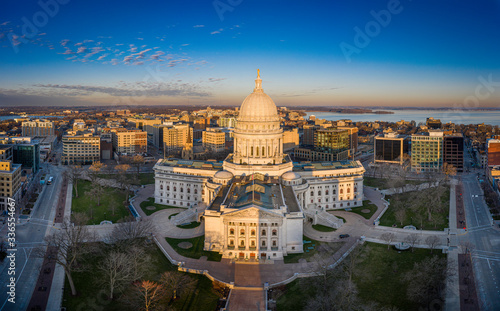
0;162;65;311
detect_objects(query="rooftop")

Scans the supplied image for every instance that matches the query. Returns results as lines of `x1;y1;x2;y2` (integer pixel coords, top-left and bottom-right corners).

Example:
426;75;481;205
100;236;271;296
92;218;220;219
156;158;223;170
293;160;362;171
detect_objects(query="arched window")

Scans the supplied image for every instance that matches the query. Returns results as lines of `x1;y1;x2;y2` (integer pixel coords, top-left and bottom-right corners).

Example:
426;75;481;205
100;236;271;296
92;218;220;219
229;239;234;246
272;229;277;236
318;191;321;196
272;240;277;247
174;187;177;191
262;240;266;246
310;191;314;196
240;240;245;247
251;230;255;236
194;189;198;194
187;188;190;194
333;190;336;195
256;146;259;156
340;189;343;194
251;240;255;247
261;229;266;236
354;187;357;192
347;188;350;193
167;186;170;191
262;146;265;156
326;190;329;195
180;188;184;193
160;185;163;190
251;146;253;156
230;229;234;235
240;229;245;235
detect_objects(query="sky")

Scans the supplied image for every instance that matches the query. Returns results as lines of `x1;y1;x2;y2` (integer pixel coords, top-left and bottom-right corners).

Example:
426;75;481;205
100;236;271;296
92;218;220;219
0;0;500;108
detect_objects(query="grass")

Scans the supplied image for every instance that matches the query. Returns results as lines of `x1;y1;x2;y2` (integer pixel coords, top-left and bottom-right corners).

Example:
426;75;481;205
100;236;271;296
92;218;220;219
312;224;336;232
380;188;450;231
276;242;445;311
283;236;344;264
62;242;222;311
140;197;179;216
165;236;222;262
72;180;131;225
177;221;201;229
347;200;378;220
98;172;155;185
364;176;426;190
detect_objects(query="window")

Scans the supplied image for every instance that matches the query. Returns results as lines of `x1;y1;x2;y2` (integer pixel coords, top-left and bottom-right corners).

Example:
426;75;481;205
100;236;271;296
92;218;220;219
229;239;234;246
318;191;321;196
261;229;266;236
340;189;343;194
251;230;255;236
272;240;277;247
230;228;234;235
262;240;266;246
240;240;245;247
272;229;277;236
160;185;163;190
310;191;314;196
187;188;190;194
251;240;255;247
194;189;197;194
347;188;350;193
180;188;183;193
240;229;245;236
326;190;329;195
354;187;357;192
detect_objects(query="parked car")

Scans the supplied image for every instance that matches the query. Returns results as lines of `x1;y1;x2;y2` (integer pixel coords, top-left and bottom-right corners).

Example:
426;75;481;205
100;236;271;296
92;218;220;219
339;234;350;239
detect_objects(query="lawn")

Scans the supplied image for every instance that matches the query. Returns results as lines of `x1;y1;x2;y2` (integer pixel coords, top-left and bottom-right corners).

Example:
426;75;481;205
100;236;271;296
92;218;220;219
62;242;222;311
276;242;446;311
72;180;132;225
364;177;426;190
140;197;180;216
347;200;378;220
312;224;336;232
380;188;450;231
165;236;222;262
283;236;344;264
98;172;155;185
177;221;201;229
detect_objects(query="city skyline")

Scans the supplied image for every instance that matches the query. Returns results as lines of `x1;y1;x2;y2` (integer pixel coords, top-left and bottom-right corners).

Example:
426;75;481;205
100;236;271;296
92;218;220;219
1;0;500;107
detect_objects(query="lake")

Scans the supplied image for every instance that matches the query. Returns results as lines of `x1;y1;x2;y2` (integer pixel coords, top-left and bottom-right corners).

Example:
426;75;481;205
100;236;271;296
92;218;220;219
305;110;500;126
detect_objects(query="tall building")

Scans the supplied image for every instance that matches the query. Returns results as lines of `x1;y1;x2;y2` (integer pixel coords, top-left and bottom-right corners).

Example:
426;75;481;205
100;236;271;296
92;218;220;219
111;129;147;154
302;124;318;147
202;128;226;153
411;131;444;172
374;133;410;165
0;145;13;161
0;160;22;212
154;71;365;261
62;133;100;165
163;124;193;156
338;126;359;154
314;128;349;155
218;116;237;128
129;118;163;129
443;134;464;172
22;119;55;137
282;128;299;151
144;124;167;149
487;139;500;167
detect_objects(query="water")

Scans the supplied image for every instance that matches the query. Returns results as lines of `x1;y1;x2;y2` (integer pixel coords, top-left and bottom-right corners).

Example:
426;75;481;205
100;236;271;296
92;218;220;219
305;109;500;126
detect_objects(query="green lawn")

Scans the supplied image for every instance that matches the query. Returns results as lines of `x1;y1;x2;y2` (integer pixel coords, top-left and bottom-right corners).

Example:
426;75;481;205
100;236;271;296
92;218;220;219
62;242;222;311
312;224;336;232
364;177;426;190
72;180;131;225
276;242;445;311
177;221;201;229
165;236;222;262
380;188;450;230
140;197;180;216
98;172;155;185
283;236;344;264
348;200;378;220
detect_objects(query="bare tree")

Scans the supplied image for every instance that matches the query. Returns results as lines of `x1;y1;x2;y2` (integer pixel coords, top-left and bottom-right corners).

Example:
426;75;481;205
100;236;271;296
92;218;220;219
160;271;196;300
458;240;475;255
380;232;395;250
115;164;131;189
404;233;420;252
129;280;165;311
64;165;83;198
425;235;440;254
98;251;134;299
127;245;151;281
130;155;145;179
88;161;106;184
394;208;406;226
443;162;457;181
85;185;105;207
42;213;96;296
107;217;154;246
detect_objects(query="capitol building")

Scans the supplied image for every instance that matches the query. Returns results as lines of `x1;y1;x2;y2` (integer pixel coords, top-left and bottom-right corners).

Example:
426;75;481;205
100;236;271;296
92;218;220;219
154;71;365;261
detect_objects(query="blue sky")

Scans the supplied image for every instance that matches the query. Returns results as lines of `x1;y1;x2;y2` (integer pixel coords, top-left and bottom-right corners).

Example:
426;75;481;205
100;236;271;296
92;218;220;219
0;0;499;107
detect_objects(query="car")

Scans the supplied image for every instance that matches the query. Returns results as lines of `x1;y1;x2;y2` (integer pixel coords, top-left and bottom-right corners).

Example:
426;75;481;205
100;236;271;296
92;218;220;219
339;234;350;239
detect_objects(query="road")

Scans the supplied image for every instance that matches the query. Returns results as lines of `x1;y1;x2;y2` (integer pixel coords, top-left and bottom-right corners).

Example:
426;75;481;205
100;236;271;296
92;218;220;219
0;162;65;311
458;144;500;310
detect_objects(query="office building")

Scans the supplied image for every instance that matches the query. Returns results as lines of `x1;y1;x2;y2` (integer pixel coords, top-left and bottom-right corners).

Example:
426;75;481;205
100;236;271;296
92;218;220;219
202;128;226;153
62;133;100;165
0;160;22;212
163;124;193;156
22;119;55;137
443;134;464;172
411;131;444;172
374;133;410;165
487;139;500;167
111;129;147;154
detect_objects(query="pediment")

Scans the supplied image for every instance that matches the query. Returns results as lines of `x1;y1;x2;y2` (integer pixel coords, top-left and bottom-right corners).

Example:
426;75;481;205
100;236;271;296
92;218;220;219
223;207;282;220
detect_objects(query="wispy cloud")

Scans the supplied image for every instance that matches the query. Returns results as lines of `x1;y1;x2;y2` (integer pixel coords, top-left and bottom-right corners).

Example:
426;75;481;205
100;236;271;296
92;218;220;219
208;78;226;82
211;28;223;35
193;25;205;28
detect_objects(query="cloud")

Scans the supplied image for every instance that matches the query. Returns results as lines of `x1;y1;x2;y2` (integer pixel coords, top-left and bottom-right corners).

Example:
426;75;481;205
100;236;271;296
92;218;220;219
180;43;189;46
208;78;226;83
0;21;10;26
59;48;74;55
97;54;108;61
98;36;113;39
30;81;211;97
76;46;87;54
60;39;70;47
211;28;223;35
137;38;144;40
193;25;205;28
150;51;165;60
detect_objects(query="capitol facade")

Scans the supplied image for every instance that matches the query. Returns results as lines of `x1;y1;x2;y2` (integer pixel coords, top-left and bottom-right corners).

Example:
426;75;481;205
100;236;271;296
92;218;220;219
154;71;365;261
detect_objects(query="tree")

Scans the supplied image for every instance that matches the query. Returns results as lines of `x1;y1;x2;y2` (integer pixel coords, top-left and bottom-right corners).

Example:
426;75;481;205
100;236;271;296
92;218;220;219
85;184;105;207
425;235;440;254
404;233;420;253
130;280;165;311
42;213;95;296
380;232;395;250
394;208;406;226
88;161;106;184
115;164;131;190
64;165;83;198
127;245;151;281
160;271;196;300
130;155;145;178
403;256;452;308
107;216;154;246
98;251;134;299
443;162;457;180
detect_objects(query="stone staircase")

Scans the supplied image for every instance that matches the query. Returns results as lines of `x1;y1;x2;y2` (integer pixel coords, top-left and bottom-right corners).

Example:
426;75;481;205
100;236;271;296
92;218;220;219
305;207;344;229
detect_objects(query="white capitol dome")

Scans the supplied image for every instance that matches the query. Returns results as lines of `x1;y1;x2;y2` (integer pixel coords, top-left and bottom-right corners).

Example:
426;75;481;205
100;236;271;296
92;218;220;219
238;69;280;123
